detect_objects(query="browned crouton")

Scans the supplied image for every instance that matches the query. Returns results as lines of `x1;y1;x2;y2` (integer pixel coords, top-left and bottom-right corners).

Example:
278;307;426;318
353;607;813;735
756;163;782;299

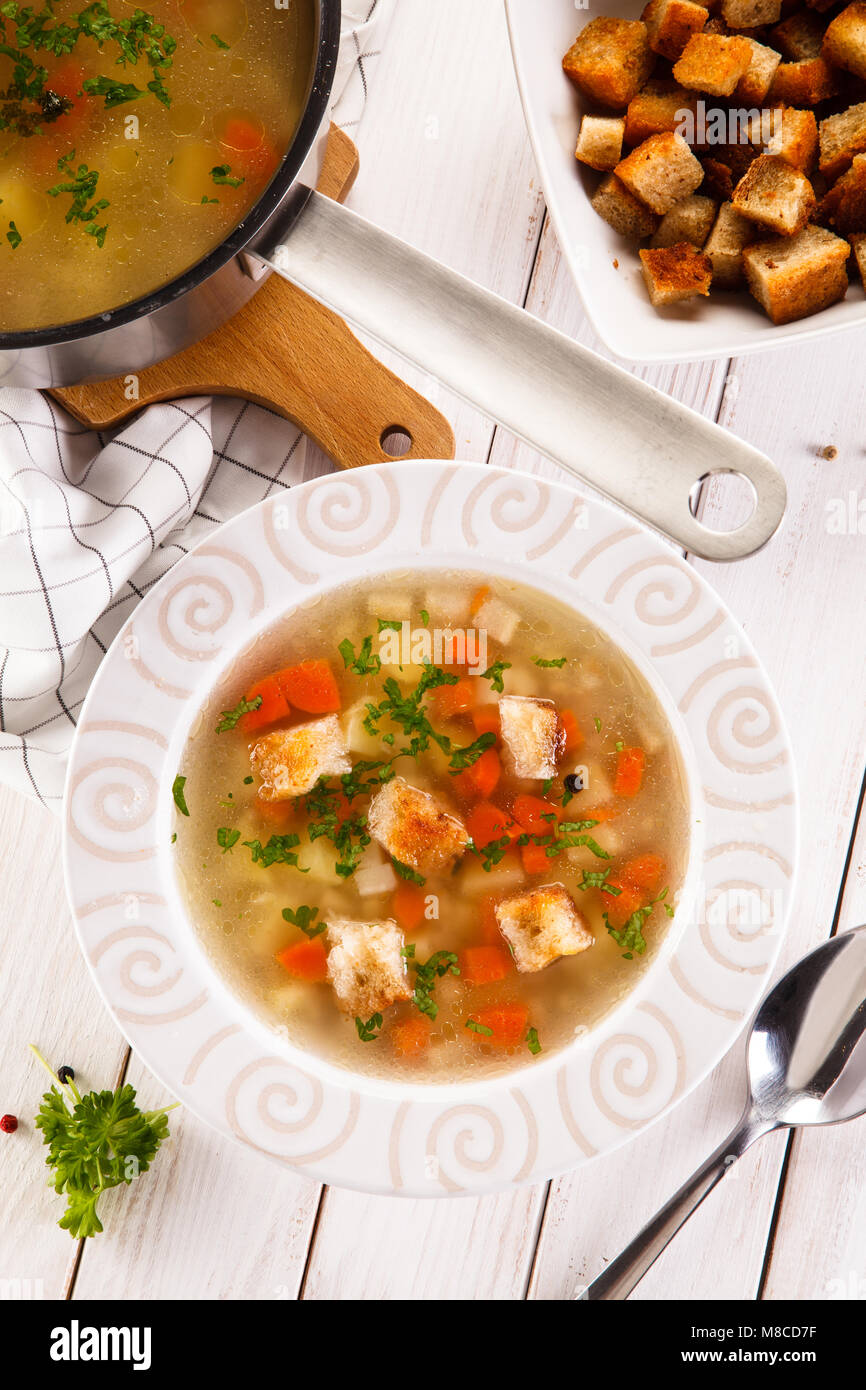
367;776;468;877
732;152;817;231
770;10;826;58
576;114;626;171
823;4;866;80
591;172;662;237
819;101;866;177
849;230;866;282
499;696;563;780
817;152;866;229
651;192;719;244
250;715;350;801
805;0;839;11
616;130;705;211
673;32;754;93
639;241;714;302
563;18;656;109
704;201;756;284
326;918;412;1016
625;79;698;144
495;884;594;973
768;57;838;104
743;224;850;320
722;0;782;27
701;155;736;196
764;105;819;169
734;38;783;100
642;0;710;59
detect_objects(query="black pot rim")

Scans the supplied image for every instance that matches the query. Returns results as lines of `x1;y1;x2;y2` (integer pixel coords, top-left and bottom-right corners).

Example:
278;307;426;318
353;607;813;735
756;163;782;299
0;0;341;352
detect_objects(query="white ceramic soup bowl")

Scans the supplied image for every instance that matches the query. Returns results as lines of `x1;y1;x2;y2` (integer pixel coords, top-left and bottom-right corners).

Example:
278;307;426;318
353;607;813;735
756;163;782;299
62;461;797;1196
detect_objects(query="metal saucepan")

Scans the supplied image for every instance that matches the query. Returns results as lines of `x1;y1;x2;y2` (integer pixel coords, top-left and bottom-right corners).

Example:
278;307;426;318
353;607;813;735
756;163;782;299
0;0;785;562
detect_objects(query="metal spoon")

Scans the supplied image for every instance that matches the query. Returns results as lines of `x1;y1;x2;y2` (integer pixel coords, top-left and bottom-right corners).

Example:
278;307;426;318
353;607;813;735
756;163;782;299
584;924;866;1300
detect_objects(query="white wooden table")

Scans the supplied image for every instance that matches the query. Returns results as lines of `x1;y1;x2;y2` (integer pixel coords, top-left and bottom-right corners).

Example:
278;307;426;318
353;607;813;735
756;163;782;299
2;0;865;1302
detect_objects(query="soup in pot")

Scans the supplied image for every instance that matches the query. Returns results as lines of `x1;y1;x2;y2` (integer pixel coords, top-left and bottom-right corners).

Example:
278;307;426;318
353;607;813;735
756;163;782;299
0;0;315;331
173;573;691;1081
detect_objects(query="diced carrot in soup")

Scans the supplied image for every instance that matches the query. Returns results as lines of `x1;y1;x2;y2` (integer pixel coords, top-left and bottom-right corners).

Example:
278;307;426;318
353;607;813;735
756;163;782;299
600;878;645;928
278;660;341;713
469;1003;529;1048
460;945;514;984
431;678;478;719
559;709;584;752
453;748;501;801
614;747;646;796
469;586;490;617
478;895;503;945
276;940;329;982
513;794;559;836
622;853;665;891
466;801;522;848
392;880;427;934
240;676;291;732
391;1015;432;1057
521;840;554;875
472;706;501;742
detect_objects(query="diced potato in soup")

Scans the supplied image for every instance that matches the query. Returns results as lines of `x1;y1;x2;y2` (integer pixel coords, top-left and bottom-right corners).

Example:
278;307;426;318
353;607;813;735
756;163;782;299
174;573;691;1081
0;0;315;331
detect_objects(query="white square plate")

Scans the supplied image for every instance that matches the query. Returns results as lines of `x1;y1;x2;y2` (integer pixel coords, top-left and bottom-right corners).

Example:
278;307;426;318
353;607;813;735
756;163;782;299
505;0;866;362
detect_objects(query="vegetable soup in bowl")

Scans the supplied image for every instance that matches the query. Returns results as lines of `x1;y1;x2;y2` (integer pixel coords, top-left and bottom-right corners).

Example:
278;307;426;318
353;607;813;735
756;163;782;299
174;571;692;1082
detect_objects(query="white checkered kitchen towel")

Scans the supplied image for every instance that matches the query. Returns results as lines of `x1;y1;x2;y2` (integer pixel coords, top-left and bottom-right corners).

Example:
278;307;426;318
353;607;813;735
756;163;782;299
0;0;396;810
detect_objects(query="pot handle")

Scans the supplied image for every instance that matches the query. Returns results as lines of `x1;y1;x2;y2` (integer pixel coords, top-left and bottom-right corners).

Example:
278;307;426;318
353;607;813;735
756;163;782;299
253;190;786;562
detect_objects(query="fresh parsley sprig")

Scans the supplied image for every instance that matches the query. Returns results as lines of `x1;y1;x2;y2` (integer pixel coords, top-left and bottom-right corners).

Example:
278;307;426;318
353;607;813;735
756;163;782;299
216;693;262;732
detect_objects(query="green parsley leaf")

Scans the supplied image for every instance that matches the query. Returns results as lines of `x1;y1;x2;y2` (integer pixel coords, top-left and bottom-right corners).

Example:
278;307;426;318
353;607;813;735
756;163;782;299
465;1018;493;1037
211;32;230;49
244;834;308;870
355;1012;383;1042
217;827;240;854
281;905;326;939
243;775;254;785
6;220;21;249
172;774;189;817
411;950;459;1020
533;656;567;668
594;717;602;734
525;1026;542;1056
419;609;430;626
481;660;511;694
376;618;402;632
210;163;244;188
82;74;146;107
604;888;672;958
216;694;262;732
391;857;425;885
339;635;382;676
448;730;496;771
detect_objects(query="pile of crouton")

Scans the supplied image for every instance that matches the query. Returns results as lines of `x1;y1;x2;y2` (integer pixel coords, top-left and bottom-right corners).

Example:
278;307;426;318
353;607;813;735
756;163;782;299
563;0;866;322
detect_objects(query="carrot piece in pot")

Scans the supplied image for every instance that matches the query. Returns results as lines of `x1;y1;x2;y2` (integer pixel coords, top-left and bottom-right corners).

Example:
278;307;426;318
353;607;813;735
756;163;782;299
276;939;329;982
614;746;646;796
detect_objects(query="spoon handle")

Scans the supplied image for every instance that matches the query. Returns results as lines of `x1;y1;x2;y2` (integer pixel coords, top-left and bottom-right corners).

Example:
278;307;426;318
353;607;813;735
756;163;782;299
583;1112;777;1301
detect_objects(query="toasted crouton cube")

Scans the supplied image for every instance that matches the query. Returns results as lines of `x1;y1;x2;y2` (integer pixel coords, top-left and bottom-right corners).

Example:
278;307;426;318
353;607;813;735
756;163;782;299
651;193;718;244
326;917;412;1016
625;80;698;144
499;695;562;780
704;200;756;283
817;152;866;230
734;39;782;101
768;57;838;104
495;884;593;973
732;153;816;232
367;776;468;877
639;241;714;302
819;101;866;179
591;172;662;237
722;0;782;25
563;18;656;109
763;105;818;170
770;10;825;59
473;594;519;644
805;0;839;11
673;32;754;93
616;130;705;211
250;715;350;801
849;230;866;282
823;4;866;80
642;0;710;60
576;114;626;171
743;224;850;321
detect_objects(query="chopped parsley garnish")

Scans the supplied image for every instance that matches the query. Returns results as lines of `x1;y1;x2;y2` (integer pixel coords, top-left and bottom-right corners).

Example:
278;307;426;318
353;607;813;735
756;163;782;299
615;740;624;752
216;827;240;854
6;220;21;249
170;832;177;844
465;1018;493;1037
210;163;244;188
363;664;456;757
577;868;619;893
481;660;511;694
525;1026;542;1056
216;693;262;732
409;949;459;1020
604;888;674;959
31;1044;176;1239
419;609;430;626
82;74;147;107
391;857;425;886
376;618;402;632
339;635;382;676
448;730;496;772
471;834;511;872
355;1013;383;1043
542;777;553;796
243;775;254;785
533;656;567;668
172;774;189;817
282;905;326;939
594;717;602;734
211;32;230;49
47;152;109;247
244;834;308;871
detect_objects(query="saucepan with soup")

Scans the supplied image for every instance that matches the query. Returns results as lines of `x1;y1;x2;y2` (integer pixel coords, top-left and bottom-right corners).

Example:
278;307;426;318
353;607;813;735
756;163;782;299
0;0;784;561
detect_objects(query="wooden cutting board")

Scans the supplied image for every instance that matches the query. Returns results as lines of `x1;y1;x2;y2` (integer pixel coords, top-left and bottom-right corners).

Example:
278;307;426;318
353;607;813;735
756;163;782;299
51;126;455;467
